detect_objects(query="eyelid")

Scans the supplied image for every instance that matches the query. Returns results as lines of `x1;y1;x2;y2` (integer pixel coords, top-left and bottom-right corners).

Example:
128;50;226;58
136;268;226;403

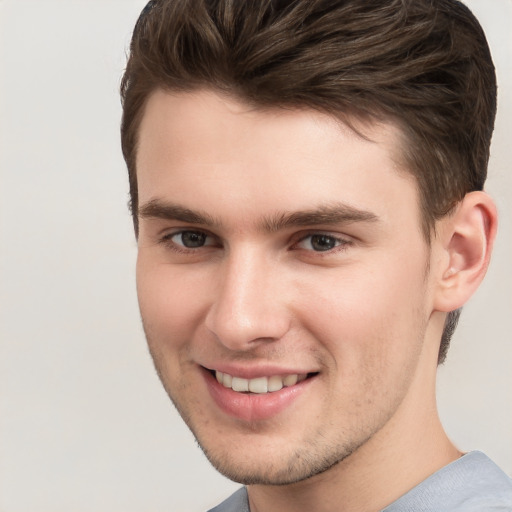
155;226;353;256
291;231;352;252
158;227;220;252
158;225;217;240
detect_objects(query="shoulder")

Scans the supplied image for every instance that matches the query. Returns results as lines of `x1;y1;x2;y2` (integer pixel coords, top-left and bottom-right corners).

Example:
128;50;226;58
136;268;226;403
383;451;512;512
207;487;249;512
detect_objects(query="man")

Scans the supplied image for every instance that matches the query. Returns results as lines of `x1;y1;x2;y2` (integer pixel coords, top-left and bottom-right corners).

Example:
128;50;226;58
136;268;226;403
120;0;512;510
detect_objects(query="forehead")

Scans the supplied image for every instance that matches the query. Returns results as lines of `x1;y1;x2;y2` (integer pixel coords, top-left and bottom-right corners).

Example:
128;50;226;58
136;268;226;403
136;89;420;230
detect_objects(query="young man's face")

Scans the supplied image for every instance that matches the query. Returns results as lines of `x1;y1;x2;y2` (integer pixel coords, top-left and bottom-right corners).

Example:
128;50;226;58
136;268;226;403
135;89;441;485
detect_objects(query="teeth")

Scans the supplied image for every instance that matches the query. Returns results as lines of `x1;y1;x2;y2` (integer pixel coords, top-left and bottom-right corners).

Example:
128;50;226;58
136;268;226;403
283;374;298;387
268;375;284;392
222;373;232;388
232;377;249;392
249;377;267;394
215;371;307;394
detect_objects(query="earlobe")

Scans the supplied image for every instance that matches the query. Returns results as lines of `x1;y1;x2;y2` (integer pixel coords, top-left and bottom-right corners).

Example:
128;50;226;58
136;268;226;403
433;191;497;312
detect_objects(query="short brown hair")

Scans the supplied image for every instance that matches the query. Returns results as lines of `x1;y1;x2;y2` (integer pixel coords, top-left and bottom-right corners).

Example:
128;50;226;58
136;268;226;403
120;0;497;363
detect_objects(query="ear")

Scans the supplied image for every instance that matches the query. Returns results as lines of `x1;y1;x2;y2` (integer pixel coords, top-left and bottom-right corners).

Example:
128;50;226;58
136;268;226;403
433;191;497;312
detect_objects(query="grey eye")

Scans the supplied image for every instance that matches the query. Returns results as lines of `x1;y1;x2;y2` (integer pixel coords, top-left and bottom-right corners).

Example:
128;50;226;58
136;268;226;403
295;234;346;252
309;234;337;251
173;231;208;248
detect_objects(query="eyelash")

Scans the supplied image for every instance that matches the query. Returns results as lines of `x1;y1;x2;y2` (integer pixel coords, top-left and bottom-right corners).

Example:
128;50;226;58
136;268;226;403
293;232;351;253
159;230;218;254
158;229;352;256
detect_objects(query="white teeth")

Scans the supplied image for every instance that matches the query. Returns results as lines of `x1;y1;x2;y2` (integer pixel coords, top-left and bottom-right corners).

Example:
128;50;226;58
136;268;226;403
268;375;284;392
248;377;268;394
222;373;232;388
214;371;307;394
232;377;249;392
283;374;298;387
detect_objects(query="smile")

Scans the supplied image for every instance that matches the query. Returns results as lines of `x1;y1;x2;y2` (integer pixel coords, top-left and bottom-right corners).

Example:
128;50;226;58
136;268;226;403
215;371;309;394
204;367;318;421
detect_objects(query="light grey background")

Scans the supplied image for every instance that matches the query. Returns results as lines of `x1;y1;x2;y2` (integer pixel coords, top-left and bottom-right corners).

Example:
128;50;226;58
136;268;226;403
0;1;510;511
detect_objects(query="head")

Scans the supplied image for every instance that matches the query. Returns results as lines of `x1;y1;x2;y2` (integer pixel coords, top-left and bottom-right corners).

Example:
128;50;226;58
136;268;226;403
121;0;496;364
120;0;498;487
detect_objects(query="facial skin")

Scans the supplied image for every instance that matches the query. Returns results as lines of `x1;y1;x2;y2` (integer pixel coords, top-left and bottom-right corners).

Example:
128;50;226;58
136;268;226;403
135;89;486;510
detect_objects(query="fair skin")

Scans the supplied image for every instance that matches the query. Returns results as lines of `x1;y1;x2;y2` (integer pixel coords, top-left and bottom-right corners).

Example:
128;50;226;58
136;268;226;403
135;89;496;512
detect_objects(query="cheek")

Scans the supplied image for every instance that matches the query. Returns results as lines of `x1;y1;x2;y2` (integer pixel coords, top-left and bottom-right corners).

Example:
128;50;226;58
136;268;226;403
295;257;429;364
296;266;428;426
136;256;209;349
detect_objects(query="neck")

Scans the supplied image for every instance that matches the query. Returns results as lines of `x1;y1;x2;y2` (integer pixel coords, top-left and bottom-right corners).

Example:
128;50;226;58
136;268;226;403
249;417;459;512
247;321;461;512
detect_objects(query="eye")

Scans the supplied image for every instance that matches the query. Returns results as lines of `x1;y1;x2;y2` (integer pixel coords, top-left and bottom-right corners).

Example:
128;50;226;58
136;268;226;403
295;233;348;252
166;230;215;249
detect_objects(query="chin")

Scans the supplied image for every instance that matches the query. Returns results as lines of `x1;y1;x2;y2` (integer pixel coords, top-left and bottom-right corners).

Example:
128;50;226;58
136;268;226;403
194;429;362;486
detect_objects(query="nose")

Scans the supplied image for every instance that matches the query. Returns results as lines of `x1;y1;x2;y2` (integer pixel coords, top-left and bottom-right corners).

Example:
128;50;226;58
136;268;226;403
204;247;291;351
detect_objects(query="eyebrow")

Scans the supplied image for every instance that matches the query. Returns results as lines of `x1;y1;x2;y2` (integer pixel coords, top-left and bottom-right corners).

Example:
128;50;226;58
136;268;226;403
138;199;219;226
137;199;379;232
262;204;379;232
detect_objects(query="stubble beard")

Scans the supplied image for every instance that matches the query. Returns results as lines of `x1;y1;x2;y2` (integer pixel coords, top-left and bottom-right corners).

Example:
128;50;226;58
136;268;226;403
141;311;428;487
146;340;374;487
197;428;370;486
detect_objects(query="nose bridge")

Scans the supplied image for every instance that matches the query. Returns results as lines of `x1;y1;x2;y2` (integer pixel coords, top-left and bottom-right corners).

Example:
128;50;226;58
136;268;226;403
205;244;289;350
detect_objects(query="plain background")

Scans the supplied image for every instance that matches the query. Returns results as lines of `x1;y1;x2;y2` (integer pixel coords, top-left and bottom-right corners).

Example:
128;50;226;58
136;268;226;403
0;1;510;511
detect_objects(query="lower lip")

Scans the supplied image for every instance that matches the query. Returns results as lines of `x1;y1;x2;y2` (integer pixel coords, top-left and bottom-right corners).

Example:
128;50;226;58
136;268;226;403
202;369;313;422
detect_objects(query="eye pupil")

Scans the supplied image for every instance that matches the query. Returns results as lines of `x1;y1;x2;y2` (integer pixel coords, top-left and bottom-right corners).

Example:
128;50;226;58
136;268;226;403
311;235;336;251
181;231;206;248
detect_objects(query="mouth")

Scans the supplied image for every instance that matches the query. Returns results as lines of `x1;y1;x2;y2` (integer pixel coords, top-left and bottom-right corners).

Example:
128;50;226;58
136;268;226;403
207;368;318;394
202;367;319;422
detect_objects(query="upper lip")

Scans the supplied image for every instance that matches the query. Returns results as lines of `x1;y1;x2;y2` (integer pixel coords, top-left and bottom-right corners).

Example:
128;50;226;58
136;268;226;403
201;363;318;380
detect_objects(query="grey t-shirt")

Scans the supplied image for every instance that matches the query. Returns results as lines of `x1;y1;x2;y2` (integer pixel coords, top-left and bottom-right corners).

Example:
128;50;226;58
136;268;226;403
208;452;512;512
